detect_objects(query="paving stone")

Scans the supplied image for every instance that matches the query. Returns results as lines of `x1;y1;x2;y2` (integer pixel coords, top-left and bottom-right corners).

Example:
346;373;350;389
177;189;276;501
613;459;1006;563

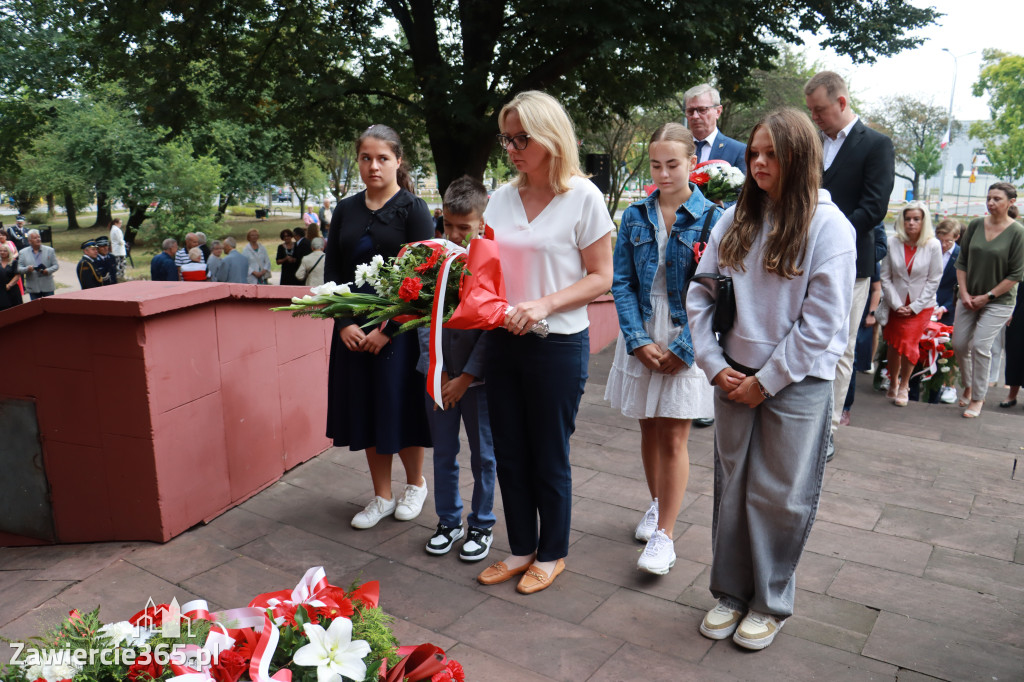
570;418;624;446
581;587;713;663
971;493;1024;522
0;597;73;664
55;560;199;623
674;522;713;566
1017;533;1024;565
815;490;886;531
491;569;619;625
125;533;238;584
235;525;376;580
443;596;619;681
861;610;1024;681
0;572;74;628
387;617;455;652
874;505;1019;561
439;643;552;682
933;468;1024;506
569;496;684;546
828;562;1024;648
187;506;284;549
279;455;370;500
0;542;140;572
924;546;1024;607
568;439;648;481
590;641;738;681
805;520;933;576
574;471;660;513
567;534;703;602
794;550;845;594
825;470;974;519
700;626;897;681
677;492;715;527
892;670;946;682
179;556;297;612
784;589;878;654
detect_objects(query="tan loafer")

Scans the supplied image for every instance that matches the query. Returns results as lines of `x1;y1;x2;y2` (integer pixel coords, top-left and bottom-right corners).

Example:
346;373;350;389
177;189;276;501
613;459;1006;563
516;559;565;595
477;561;530;585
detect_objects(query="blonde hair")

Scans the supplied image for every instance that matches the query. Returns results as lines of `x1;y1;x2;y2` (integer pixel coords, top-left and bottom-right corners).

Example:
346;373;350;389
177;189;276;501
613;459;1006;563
499;91;583;194
649;122;695;158
893;201;934;246
188;247;203;262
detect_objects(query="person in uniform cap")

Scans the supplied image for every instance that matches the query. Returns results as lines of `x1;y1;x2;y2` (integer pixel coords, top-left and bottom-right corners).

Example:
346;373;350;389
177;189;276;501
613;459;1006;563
94;236;117;285
76;239;104;290
7;215;30;251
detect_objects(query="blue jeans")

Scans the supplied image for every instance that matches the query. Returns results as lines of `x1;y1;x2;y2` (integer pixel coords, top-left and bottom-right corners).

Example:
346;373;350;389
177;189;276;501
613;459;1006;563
486;329;588;562
424;384;496;529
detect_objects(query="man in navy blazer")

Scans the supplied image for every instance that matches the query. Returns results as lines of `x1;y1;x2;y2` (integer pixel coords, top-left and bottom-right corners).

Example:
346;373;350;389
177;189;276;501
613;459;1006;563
683;84;746;172
805;70;895;459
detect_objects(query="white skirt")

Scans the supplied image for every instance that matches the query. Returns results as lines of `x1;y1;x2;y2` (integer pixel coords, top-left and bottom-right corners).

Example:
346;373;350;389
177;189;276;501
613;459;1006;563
605;293;714;420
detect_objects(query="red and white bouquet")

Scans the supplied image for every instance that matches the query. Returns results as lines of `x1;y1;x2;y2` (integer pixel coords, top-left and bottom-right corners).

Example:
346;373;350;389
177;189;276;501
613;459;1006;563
689;160;745;204
0;566;464;682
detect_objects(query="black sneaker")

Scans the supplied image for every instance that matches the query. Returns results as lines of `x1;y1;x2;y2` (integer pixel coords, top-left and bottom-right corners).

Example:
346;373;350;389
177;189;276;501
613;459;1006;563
425;523;464;555
459;526;493;562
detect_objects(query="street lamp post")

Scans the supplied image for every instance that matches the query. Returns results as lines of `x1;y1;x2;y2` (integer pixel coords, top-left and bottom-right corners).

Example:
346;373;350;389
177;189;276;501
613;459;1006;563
938;48;957;210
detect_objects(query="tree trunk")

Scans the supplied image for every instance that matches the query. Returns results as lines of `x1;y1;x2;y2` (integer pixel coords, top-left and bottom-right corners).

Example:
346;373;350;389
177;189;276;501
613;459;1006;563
125;202;148;244
64;191;80;230
15;191;36;216
46;193;56;220
93;190;111;228
216;192;234;221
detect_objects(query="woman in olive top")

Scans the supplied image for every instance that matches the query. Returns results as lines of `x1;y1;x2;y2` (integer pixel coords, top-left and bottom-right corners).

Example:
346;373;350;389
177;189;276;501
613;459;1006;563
952;182;1024;418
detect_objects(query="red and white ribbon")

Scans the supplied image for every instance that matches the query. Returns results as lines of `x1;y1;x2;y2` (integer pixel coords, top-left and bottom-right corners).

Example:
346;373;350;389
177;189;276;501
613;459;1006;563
427;244;467;407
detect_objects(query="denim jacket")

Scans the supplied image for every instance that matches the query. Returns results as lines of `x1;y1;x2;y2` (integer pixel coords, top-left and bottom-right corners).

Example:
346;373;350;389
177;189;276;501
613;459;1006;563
611;184;722;366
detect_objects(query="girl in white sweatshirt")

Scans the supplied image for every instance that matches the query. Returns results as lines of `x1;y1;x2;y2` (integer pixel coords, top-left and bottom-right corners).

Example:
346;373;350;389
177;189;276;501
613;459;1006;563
686;108;856;651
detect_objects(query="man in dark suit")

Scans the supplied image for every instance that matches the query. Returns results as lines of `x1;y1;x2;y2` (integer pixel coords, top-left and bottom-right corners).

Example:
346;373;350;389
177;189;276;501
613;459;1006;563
805;71;895;459
684;84;746;172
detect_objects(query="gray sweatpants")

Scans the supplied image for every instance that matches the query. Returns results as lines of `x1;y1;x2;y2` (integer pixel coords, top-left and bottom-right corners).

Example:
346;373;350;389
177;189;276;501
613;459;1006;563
710;377;833;619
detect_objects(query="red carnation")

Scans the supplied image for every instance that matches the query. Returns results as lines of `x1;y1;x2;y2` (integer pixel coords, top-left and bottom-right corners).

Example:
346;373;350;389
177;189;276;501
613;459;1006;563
399;277;423;302
415;249;441;273
127;658;163;682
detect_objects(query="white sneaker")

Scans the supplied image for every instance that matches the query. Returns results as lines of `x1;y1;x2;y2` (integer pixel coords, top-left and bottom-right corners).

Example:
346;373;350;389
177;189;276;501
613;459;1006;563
733;611;786;650
699;600;745;640
394;478;428;521
939;386;958;404
634;499;658;542
637;529;676;575
351;496;396;529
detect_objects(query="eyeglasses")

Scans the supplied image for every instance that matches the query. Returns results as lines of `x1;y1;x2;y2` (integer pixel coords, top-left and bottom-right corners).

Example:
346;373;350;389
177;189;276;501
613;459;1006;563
685;105;719;117
496;133;531;150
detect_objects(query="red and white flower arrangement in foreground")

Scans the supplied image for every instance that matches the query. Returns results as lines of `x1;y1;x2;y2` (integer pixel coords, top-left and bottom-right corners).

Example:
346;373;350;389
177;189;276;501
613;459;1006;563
1;567;464;682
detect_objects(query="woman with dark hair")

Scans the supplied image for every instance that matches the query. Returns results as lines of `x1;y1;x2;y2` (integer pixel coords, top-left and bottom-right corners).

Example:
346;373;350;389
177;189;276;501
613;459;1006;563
606;121;721;575
687;108;856;650
324;124;434;529
878;201;943;406
276;228;301;285
952;182;1024;418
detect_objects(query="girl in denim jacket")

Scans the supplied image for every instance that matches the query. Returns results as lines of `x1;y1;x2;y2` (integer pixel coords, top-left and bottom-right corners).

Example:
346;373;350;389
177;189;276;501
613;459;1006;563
605;122;723;575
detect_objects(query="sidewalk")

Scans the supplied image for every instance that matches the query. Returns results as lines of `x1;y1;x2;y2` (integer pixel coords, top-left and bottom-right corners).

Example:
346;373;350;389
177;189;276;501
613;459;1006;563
1;348;1022;681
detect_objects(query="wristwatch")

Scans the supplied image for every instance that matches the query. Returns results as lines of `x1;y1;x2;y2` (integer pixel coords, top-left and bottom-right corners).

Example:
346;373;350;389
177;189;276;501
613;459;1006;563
987;291;996;301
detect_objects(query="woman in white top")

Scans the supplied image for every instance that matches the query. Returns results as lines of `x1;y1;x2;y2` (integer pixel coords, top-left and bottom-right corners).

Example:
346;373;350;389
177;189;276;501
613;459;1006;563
243;228;272;284
687;108;855;650
476;91;614;595
878;201;942;406
109;218;127;281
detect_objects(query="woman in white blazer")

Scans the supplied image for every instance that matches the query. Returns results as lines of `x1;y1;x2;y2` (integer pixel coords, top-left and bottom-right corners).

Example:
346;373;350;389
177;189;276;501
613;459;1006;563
879;200;943;406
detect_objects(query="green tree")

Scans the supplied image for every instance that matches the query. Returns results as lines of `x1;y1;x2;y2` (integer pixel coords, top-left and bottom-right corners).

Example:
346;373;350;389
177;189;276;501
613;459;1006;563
970;49;1024;182
869;96;953;199
143;141;223;244
34;0;938;196
286;156;328;217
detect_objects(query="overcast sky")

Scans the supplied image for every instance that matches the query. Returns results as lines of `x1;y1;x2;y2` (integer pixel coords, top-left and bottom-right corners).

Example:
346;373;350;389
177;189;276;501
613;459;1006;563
802;0;1022;123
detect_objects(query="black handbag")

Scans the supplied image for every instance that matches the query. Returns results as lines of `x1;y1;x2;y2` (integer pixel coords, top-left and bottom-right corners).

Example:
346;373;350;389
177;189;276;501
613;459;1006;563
685;207;718;283
690;273;735;336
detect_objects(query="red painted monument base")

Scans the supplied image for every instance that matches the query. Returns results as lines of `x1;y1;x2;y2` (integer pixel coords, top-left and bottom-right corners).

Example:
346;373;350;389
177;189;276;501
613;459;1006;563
0;282;332;544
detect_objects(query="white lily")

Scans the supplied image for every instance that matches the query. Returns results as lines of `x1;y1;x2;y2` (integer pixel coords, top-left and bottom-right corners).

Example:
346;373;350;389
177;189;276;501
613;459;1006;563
293;617;371;682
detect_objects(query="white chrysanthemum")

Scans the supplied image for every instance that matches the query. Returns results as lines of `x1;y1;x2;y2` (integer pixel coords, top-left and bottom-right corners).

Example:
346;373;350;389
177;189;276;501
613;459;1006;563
23;660;82;682
354;264;371;287
98;620;145;647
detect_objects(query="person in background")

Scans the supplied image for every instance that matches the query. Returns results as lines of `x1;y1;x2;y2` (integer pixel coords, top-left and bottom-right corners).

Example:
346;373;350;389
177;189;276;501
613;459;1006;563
94;237;117;285
243;228;272;284
934;219;962;326
323;124;433;531
76;240;105;289
109;218;128;281
220;237;249;284
417;175;497;563
476;91;614;595
687;108;855;651
181;247;208;281
0;229;17;261
294;225;313;261
998;292;1023;410
17;230;59;299
206;240;225;282
7;215;30;251
295;237;326;287
318;198;333;240
878;201;942;407
953;184;1024;418
196;232;211;262
606;122;721;576
432;208;445;238
303;206;321;232
0;244;23;309
175;233;204;278
150;238;179;282
683;84;747;171
276;228;301;285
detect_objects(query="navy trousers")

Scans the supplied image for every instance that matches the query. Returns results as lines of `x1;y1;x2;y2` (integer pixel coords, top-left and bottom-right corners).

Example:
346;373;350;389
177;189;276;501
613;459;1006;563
485;329;588;562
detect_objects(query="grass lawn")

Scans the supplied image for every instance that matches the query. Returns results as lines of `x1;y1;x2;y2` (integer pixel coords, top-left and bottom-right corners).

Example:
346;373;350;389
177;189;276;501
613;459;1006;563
38;212;313;277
